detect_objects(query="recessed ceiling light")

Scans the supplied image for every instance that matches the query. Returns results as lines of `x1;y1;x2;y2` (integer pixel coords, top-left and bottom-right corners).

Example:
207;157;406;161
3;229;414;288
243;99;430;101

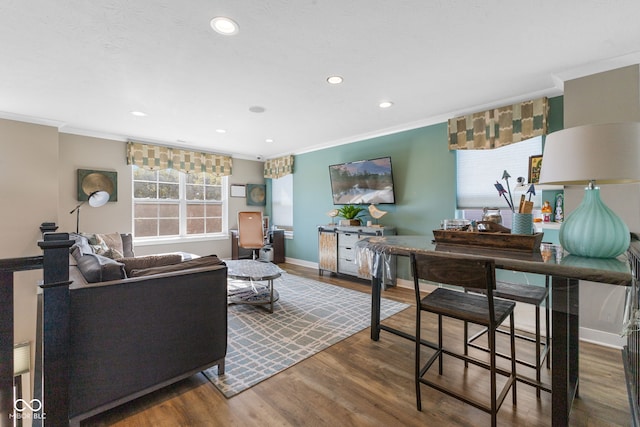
130;111;147;117
326;75;343;85
216;129;227;134
210;17;239;35
265;138;274;143
379;101;394;109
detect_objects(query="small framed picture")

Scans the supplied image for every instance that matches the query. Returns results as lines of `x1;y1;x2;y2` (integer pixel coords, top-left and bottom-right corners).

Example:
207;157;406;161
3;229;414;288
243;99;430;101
230;184;246;198
528;155;543;184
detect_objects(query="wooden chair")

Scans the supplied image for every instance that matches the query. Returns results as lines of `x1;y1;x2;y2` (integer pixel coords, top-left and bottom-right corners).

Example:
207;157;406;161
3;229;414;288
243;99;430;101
465;276;550;397
237;211;266;260
411;253;517;427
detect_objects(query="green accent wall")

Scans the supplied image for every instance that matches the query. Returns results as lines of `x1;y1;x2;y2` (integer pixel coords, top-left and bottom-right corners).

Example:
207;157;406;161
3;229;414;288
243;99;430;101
282;96;564;274
287;123;456;264
548;95;564;133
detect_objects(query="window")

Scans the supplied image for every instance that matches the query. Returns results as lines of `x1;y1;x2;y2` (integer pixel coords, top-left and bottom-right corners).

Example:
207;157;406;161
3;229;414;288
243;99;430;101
132;166;227;239
271;173;293;234
456;137;542;209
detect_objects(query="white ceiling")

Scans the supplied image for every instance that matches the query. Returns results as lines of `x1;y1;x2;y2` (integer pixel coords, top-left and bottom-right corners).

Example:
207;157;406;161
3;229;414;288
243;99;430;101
1;1;640;160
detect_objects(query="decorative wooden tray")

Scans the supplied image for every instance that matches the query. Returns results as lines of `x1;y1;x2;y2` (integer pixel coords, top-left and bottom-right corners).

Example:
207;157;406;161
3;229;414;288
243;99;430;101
432;230;544;252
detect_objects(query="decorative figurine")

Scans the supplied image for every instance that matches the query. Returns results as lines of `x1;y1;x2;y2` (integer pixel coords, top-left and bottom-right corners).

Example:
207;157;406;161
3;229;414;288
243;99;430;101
555;194;564;223
541;200;552;222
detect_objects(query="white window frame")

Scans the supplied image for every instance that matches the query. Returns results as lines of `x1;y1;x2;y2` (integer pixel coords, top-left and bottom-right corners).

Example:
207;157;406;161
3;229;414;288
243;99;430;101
132;167;229;245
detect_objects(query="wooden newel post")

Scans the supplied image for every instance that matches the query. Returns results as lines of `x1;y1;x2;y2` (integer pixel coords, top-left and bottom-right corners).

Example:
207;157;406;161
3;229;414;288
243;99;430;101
37;233;74;426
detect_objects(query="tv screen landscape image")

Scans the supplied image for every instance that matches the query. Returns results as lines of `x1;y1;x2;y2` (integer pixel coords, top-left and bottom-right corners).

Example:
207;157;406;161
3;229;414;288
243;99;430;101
329;157;396;205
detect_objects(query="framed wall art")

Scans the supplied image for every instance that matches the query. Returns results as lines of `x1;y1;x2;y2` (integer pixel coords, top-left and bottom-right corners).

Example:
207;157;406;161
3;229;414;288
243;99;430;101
230;184;246;198
246;184;266;206
528;155;543;184
77;169;117;202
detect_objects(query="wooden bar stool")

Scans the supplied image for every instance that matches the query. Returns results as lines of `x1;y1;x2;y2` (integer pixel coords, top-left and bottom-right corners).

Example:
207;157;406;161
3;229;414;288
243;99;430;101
411;253;517;427
465;276;550;397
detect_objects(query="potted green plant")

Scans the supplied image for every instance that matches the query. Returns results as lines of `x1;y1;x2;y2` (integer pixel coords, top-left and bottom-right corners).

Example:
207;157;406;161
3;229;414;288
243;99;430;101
337;204;366;226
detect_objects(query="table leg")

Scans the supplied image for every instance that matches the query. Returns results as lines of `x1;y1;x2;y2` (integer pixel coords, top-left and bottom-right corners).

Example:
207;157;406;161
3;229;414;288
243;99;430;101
370;259;383;341
551;276;580;426
269;278;274;313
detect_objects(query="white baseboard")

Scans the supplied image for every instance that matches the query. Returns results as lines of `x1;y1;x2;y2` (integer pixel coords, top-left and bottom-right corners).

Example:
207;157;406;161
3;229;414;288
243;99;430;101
284;257;317;269
579;327;625;349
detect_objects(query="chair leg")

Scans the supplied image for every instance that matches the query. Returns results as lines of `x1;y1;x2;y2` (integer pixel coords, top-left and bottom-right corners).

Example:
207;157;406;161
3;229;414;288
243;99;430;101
511;313;517;405
415;307;422;411
463;320;469;368
545;278;551;369
489;327;497;427
535;305;541;398
438;314;443;375
467;298;549;398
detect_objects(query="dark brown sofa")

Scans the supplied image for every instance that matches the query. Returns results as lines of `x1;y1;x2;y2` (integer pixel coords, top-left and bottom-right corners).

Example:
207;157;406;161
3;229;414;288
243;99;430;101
66;236;227;425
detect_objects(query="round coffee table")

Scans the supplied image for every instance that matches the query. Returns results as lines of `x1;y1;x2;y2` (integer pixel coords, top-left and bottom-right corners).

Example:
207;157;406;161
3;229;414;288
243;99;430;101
225;259;282;313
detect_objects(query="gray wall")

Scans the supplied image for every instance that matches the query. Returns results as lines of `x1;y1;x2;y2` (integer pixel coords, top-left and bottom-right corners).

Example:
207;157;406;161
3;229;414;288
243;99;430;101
58;133;264;258
2;119;264;383
0;118;58;366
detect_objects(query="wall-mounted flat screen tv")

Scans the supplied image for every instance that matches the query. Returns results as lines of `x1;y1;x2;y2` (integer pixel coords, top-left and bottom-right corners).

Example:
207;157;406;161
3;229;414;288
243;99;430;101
329;156;396;204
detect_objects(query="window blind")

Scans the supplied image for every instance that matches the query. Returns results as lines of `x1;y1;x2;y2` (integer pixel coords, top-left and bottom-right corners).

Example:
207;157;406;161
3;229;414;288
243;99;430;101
456;137;542;209
271;173;293;227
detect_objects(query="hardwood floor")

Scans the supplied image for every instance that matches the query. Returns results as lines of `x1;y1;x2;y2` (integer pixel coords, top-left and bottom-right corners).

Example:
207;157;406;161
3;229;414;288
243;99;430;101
83;263;631;426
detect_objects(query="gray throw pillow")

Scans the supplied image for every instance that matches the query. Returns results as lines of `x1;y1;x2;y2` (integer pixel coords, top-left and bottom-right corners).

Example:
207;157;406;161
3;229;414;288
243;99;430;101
69;233;93;257
120;233;134;257
76;253;126;283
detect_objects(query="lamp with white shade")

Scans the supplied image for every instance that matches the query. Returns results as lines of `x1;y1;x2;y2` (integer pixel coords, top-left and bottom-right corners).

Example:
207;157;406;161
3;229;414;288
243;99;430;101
539;122;640;258
69;190;110;233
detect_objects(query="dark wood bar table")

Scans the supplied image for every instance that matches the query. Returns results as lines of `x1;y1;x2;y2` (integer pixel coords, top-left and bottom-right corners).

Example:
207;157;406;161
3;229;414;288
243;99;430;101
355;235;632;427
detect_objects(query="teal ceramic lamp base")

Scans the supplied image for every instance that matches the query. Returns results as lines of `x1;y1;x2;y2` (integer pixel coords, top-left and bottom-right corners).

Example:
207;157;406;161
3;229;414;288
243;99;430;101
559;185;629;258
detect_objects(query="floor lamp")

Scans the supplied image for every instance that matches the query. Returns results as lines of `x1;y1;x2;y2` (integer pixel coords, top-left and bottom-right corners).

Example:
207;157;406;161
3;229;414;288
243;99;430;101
69;190;110;233
539;122;640;258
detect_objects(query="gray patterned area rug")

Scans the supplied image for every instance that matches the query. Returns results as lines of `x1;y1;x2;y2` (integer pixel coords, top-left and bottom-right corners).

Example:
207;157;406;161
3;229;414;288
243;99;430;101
203;271;409;398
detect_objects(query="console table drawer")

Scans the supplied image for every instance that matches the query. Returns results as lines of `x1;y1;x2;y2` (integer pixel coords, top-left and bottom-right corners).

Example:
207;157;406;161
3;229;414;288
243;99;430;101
339;245;356;260
338;258;358;275
339;232;360;247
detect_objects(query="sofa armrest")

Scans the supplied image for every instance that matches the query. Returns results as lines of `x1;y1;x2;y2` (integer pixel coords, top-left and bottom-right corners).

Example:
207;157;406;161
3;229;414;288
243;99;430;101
68;263;228;419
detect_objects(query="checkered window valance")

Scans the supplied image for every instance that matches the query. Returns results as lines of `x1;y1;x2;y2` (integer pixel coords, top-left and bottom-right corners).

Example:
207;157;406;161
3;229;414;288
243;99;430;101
264;155;294;179
126;141;233;176
448;97;548;150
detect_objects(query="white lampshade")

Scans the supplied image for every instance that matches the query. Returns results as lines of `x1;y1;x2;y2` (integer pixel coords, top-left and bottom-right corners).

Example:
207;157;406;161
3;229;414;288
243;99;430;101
539;122;640;185
538;122;640;258
88;190;110;207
